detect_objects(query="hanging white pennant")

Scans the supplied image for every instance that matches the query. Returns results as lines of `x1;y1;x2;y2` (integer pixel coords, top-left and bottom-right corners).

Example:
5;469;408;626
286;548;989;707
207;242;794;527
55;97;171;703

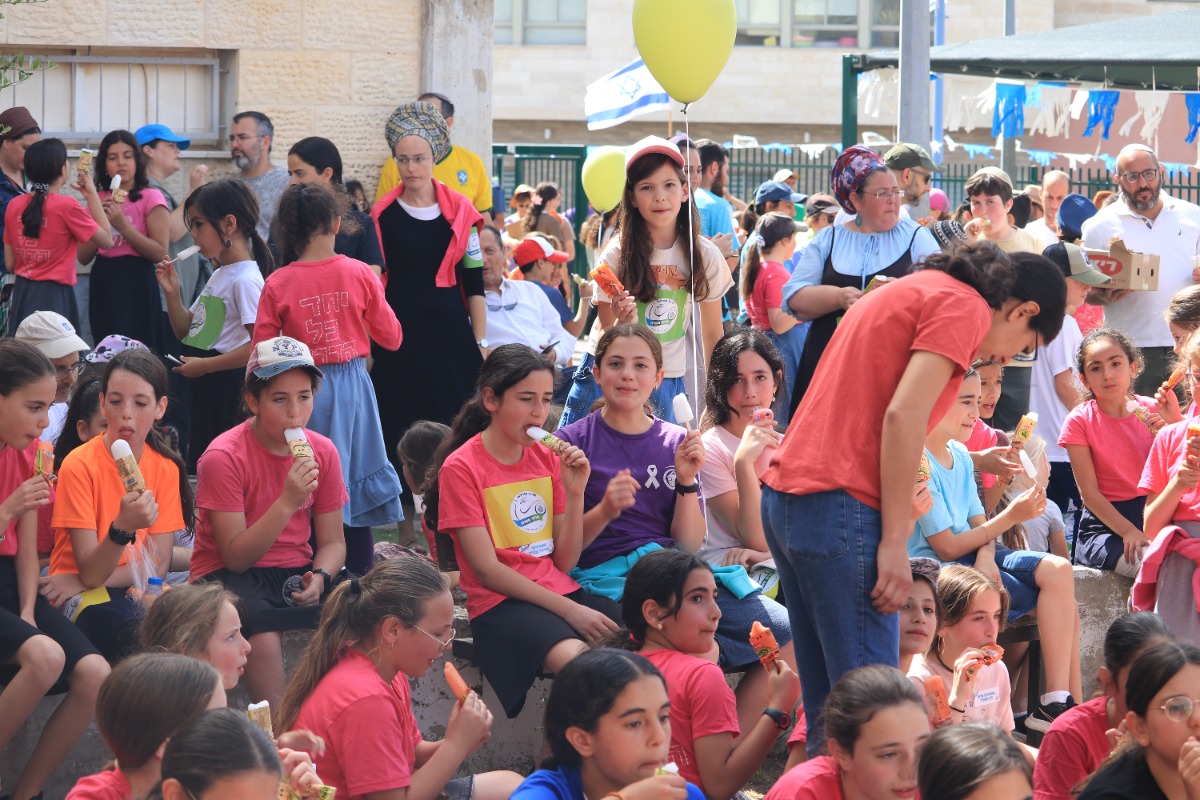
1069;90;1090;121
1061;152;1094;170
799;143;832;160
1027;86;1073;137
1117;91;1169;142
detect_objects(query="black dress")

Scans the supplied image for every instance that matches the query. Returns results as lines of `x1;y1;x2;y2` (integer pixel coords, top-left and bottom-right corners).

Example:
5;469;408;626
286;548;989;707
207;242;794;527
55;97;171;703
371;201;483;477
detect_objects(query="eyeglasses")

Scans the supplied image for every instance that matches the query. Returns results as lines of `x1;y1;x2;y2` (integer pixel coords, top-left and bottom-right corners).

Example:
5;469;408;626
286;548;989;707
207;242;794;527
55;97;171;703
1120;168;1161;184
394;155;431;167
1156;695;1200;723
55;361;85;379
411;624;454;649
859;189;905;201
912;169;933;182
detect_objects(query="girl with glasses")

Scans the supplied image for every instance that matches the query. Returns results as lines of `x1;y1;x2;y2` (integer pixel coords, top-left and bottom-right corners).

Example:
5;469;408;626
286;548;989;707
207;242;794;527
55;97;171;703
1077;640;1200;799
279;554;523;800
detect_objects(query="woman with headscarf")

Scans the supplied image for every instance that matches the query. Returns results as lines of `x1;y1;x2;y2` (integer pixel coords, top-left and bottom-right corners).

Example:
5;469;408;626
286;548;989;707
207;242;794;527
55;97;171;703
782;146;939;415
370;102;487;477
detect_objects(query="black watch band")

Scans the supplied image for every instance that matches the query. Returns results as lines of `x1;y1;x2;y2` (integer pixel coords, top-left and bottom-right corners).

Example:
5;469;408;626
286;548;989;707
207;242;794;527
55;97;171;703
313;568;333;588
107;523;136;546
763;708;790;730
675;480;699;496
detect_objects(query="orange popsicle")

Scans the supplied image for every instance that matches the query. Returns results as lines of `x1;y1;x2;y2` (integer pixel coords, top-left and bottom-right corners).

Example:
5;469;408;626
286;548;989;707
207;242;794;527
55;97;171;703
589;263;625;297
923;676;951;724
444;662;470;703
750;620;780;668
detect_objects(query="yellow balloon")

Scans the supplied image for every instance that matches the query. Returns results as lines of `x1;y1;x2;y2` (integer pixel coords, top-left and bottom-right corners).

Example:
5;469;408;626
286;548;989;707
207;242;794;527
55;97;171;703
633;0;736;104
581;147;627;213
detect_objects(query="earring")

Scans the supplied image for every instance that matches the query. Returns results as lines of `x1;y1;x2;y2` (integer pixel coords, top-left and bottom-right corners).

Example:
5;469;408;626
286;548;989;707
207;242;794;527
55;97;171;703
854;213;863;228
223;238;233;249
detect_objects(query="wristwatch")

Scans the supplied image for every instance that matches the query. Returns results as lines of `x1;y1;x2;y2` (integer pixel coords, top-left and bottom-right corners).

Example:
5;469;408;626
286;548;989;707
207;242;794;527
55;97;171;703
313;568;333;589
763;708;791;730
476;338;489;349
107;523;136;546
675;480;700;496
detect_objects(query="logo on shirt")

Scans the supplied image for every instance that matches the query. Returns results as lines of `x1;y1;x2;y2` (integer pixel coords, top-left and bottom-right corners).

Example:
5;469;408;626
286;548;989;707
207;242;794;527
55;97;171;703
644;298;679;334
510;490;548;534
457;170;469;185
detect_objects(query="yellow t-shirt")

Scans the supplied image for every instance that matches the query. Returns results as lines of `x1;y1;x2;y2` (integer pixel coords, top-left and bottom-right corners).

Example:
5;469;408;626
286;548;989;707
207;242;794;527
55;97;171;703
374;145;492;212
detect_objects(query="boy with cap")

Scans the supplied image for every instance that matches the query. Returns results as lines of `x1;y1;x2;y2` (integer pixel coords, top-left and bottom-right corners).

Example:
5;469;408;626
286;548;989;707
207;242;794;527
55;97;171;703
513;234;588;334
1029;242;1112;542
15;310;89;443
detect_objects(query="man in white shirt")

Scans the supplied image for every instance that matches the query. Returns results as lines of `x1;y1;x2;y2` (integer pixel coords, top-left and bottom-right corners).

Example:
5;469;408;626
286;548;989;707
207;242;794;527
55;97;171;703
1026;170;1070;248
1082;144;1200;394
479;225;573;367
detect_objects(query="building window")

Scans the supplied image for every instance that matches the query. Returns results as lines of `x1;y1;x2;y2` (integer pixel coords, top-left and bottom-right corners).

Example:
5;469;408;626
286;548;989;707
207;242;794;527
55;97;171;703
735;0;911;48
495;0;586;46
1;52;222;146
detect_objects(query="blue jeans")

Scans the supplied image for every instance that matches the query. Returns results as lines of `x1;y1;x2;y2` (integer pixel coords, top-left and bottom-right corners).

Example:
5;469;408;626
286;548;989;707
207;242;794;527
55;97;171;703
762;486;899;757
559;353;685;429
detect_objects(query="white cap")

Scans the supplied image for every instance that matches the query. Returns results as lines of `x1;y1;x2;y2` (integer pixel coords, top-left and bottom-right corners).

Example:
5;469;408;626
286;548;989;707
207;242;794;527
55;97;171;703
15;311;89;359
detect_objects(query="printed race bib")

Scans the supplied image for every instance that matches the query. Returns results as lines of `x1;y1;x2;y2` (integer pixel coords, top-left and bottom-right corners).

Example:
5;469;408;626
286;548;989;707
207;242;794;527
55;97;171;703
482;476;555;557
182;293;227;351
637;287;688;343
973;687;1000;708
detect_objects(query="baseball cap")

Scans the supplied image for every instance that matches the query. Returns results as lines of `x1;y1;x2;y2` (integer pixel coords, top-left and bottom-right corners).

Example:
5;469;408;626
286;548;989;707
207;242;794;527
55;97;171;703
625;135;684;170
15;311;89;360
134;123;190;150
246;336;324;381
513;235;569;268
805;194;840;217
772;168;798;183
754;181;806;206
85;335;148;364
1056;193;1097;242
1043;242;1111;287
883;142;940;173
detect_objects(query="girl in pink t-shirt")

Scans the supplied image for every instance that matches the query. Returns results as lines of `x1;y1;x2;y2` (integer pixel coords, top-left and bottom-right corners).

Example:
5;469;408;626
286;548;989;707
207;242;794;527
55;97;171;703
766;665;930;800
88;129;171;353
1143;328;1200;539
191;336;348;710
1155;284;1200;425
740;212;805;424
4;137;111;334
621;549;799;800
279;555;522;800
426;344;617;719
1061;328;1164;576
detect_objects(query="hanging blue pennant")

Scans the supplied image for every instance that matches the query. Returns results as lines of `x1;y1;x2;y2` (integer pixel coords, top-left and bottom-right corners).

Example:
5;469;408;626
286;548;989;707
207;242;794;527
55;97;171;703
962;144;995;160
992;83;1026;138
1023;149;1056;167
1097;153;1118;173
1186;94;1200;144
1162;162;1193;179
1082;91;1119;138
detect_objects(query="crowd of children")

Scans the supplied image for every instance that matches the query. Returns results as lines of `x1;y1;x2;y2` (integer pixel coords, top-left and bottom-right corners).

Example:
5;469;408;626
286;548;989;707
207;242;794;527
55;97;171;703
7;122;1200;800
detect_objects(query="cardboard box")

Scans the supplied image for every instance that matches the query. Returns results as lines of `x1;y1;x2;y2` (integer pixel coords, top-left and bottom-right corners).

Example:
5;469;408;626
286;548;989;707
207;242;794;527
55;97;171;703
1084;238;1160;291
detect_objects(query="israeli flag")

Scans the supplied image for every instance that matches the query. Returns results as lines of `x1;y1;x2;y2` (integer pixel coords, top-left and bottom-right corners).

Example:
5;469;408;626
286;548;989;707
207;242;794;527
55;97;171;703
585;58;672;131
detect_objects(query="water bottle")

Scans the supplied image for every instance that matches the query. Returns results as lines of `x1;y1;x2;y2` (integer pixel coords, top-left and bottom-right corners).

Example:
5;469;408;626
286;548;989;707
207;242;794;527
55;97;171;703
147;577;163;597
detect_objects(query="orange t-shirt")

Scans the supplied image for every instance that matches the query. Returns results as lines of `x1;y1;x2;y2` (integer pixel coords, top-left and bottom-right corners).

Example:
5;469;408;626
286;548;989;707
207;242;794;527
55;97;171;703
50;435;185;576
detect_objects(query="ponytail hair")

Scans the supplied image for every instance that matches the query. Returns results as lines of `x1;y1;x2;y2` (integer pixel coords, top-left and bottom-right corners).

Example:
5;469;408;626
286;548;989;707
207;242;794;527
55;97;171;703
149;708;280;800
740;211;799;305
918;241;1066;346
272;183;357;266
615;549;713;648
419;344;557;524
523;181;558;237
21;137;67;238
101;350;195;528
288;136;344;185
183;178;274;278
277;555;447;732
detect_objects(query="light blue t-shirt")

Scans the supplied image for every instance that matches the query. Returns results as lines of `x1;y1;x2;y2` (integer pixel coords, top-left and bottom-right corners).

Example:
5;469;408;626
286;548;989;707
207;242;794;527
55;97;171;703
908;440;985;561
512;764;706;800
694;187;740;244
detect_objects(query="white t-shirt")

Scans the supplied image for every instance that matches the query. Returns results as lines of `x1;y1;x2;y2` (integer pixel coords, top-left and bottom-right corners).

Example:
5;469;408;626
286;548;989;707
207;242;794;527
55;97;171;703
1024;218;1059;249
594;236;733;378
184;260;264;353
697;425;774;564
1029;314;1083;463
44;402;68;445
1082;193;1200;348
1021;498;1065;553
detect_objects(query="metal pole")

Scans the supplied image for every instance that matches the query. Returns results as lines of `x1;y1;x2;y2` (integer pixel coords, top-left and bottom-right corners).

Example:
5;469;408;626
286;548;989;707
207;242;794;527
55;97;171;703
841;54;858;151
931;0;946;163
897;0;931;147
999;0;1017;176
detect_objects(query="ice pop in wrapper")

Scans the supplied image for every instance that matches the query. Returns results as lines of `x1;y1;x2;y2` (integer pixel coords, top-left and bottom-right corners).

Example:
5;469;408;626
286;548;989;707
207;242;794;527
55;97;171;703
32;440;55;482
110;438;146;493
1019;449;1038;481
284;427;315;460
672;394;694;429
246;700;273;738
1125;400;1159;435
570;273;587;287
965;643;1005;679
1188;422;1200;441
526;426;568;455
750;620;780;668
109;174;127;203
279;782;337;800
77;148;94;178
444;662;471;703
923;676;952;724
917;452;931;483
1012;412;1038;444
1166;364;1188;391
589;263;625;297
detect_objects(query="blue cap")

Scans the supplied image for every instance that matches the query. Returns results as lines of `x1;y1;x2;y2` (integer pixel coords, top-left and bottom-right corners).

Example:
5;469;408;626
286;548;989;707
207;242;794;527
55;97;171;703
1056;193;1097;240
134;124;190;150
754;180;806;206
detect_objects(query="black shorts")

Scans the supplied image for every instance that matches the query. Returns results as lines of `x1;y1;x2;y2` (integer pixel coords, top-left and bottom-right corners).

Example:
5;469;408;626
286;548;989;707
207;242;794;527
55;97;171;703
197;565;328;636
470;589;621;718
0;557;101;690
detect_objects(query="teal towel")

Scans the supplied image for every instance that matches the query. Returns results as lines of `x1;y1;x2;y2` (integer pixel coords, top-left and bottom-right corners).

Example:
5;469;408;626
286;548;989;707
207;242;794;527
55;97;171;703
570;543;760;602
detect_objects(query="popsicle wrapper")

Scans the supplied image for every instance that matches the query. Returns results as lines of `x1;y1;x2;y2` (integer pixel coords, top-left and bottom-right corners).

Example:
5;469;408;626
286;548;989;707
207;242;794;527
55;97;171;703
77;148;94;177
589;263;625;298
246;700;273;738
278;784;336;800
285;429;315;460
528;427;568;455
916;452;931;483
1012;414;1037;443
1128;404;1158;435
749;620;780;667
924;676;951;724
32;440;55;482
114;456;146;493
112;188;128;204
1167;364;1188;391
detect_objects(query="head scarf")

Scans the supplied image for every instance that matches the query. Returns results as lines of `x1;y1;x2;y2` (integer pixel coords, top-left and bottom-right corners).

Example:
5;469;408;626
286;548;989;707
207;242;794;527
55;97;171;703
0;106;38;142
830;145;887;214
385;101;450;162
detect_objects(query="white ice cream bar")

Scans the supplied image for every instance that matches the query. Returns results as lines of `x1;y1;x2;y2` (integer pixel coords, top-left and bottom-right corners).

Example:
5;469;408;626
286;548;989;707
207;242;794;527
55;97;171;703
657;763;680;775
284;427;314;460
109;174;121;191
174;244;201;261
111;438;146;493
109;174;127;202
1019;449;1038;480
672;393;694;427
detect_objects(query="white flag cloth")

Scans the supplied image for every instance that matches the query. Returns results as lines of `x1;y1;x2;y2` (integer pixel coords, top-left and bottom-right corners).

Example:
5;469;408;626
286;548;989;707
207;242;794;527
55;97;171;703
585;58;671;131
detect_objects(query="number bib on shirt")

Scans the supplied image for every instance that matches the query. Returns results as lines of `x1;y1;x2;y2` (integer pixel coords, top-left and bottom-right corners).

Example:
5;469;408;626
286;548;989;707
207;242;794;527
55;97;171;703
483;476;555;557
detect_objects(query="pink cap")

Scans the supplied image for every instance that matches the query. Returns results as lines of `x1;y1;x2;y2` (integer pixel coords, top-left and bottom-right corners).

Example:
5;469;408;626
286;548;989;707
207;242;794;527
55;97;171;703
929;187;949;213
625;135;684;170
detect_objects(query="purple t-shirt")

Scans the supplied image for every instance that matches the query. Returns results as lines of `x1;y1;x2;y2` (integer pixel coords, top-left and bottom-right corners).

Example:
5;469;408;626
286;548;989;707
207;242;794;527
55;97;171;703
557;412;693;569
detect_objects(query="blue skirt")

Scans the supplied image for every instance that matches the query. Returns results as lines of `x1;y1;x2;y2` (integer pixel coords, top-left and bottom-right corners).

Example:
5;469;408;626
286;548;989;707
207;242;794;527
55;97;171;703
309;358;404;527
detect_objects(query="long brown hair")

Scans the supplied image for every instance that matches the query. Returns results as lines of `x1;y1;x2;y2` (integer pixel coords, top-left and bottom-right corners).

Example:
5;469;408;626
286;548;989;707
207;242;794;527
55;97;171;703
931;565;1009;657
277;555;448;733
615;153;708;304
140;582;238;656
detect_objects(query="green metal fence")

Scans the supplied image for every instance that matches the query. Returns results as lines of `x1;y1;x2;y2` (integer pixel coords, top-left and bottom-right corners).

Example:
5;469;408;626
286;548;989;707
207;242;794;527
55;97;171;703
492;144;589;275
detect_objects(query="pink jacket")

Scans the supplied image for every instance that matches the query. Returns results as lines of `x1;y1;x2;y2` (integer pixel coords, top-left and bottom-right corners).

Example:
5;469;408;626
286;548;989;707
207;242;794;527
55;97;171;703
371;179;485;289
1132;525;1200;612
